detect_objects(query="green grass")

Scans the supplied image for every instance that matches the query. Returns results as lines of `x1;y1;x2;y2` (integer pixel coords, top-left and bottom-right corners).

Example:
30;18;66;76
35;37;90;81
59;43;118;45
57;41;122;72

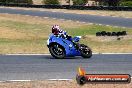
66;25;132;36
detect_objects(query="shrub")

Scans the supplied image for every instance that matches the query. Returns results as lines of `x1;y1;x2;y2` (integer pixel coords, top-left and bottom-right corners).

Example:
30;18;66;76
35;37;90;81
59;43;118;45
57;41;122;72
120;1;132;6
0;0;33;4
72;0;88;5
43;0;60;5
0;0;6;3
15;0;33;4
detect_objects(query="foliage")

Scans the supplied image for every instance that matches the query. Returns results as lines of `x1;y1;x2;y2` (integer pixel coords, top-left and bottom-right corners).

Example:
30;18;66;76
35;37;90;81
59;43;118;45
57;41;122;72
0;0;33;4
43;0;60;5
120;1;132;6
72;0;88;5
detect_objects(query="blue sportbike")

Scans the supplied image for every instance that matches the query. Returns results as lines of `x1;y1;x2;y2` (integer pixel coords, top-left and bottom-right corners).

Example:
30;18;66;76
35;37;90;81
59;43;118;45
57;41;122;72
47;34;92;59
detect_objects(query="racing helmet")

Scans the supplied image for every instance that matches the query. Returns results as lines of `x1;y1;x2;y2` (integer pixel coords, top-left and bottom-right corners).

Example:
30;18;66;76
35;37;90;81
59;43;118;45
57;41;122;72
52;25;60;34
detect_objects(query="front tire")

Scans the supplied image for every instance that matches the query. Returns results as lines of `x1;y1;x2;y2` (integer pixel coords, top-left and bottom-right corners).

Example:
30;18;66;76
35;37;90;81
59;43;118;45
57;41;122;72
79;44;92;58
49;43;65;59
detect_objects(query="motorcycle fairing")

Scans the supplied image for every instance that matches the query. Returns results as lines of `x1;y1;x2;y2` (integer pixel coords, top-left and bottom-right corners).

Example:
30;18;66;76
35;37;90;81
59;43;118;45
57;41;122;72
47;34;81;56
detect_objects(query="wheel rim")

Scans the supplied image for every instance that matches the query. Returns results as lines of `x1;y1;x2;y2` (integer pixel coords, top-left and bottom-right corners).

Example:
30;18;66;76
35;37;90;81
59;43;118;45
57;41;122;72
80;46;91;55
52;44;64;56
82;49;90;55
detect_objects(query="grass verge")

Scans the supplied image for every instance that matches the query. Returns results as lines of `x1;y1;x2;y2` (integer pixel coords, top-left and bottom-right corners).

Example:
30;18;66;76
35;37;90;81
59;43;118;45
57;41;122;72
0;13;132;54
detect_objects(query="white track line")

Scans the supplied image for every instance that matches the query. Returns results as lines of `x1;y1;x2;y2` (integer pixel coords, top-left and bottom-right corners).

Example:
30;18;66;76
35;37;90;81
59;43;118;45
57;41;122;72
7;80;32;82
89;23;94;25
98;24;102;26
34;16;39;18
52;18;57;20
0;80;32;82
81;22;86;24
59;19;65;21
106;25;110;26
43;17;49;19
47;79;73;81
0;79;72;82
25;15;30;16
5;53;132;56
5;54;50;55
0;77;131;82
101;53;132;54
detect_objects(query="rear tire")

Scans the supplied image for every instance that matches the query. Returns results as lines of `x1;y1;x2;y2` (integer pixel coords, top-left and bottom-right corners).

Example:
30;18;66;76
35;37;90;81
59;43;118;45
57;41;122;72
79;44;92;58
49;43;65;59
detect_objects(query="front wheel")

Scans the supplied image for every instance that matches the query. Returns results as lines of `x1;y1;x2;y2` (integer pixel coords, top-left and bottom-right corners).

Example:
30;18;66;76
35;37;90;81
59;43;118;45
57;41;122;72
79;44;92;58
49;43;65;59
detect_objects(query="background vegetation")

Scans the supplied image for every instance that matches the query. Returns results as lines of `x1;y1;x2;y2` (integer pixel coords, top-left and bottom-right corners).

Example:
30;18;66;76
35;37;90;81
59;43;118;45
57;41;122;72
0;0;132;6
0;0;33;4
43;0;59;5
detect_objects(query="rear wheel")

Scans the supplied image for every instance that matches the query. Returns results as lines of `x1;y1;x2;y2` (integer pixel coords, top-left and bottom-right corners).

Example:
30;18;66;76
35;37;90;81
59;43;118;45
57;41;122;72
79;44;92;58
49;43;65;59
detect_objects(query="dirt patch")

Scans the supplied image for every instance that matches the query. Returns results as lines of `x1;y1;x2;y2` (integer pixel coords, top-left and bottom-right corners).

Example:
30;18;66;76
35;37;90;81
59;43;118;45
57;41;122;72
0;80;131;88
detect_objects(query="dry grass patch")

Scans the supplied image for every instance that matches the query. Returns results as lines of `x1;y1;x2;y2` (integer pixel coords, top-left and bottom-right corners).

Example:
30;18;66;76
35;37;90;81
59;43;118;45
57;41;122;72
0;27;28;39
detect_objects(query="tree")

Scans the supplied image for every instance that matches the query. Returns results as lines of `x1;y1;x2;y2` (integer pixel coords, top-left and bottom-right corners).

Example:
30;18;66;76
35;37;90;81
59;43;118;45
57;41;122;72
15;0;33;4
97;0;120;6
120;0;132;6
121;0;131;1
107;0;120;6
0;0;6;3
0;0;33;4
43;0;60;5
94;0;104;5
72;0;88;5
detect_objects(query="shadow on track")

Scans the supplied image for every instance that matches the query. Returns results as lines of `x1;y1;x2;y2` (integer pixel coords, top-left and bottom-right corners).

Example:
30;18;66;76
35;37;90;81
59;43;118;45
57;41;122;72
41;55;91;59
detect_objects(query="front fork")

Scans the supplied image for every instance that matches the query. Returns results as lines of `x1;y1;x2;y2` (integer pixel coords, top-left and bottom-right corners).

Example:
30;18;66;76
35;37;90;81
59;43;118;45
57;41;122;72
72;42;80;50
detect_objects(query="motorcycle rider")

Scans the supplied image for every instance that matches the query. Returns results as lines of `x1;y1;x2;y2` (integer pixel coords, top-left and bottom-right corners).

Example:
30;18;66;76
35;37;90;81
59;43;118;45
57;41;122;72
52;25;72;41
52;25;79;49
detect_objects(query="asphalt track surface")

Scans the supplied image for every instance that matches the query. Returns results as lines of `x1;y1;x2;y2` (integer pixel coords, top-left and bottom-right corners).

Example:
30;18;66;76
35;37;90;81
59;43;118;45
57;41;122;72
0;54;132;80
0;8;132;28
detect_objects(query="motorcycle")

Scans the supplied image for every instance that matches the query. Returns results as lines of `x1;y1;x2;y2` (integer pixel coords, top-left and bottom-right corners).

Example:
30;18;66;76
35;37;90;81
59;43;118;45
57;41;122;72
47;33;92;59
